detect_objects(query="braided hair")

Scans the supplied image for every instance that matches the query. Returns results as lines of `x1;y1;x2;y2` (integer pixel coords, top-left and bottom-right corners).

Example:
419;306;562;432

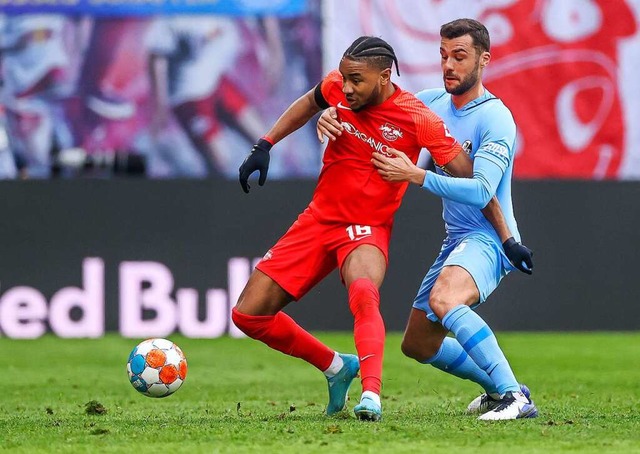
342;36;400;76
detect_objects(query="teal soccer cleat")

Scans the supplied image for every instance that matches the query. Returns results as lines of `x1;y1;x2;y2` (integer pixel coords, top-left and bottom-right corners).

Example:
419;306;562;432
354;397;382;421
325;354;360;416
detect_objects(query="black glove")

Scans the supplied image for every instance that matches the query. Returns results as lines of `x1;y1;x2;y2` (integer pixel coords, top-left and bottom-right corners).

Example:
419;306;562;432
503;237;534;275
239;139;272;194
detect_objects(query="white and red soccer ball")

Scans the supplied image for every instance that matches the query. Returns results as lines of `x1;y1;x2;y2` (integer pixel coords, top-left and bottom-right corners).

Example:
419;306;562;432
127;338;187;398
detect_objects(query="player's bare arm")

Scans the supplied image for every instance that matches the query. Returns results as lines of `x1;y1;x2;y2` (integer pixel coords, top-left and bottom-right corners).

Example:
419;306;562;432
480;198;511;242
265;88;324;143
239;88;323;193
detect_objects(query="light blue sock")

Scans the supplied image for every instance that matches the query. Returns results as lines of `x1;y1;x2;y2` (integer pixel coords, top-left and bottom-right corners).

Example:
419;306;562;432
442;305;519;395
423;337;498;394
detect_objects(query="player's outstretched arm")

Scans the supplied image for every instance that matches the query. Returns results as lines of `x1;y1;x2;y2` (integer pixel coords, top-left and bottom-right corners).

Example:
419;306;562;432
371;148;426;185
373;148;533;274
431;154;534;274
239;88;322;193
425;151;534;274
265;88;324;144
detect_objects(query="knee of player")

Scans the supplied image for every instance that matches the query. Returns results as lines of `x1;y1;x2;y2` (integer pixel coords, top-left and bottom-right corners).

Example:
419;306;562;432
230;306;249;333
347;278;381;314
400;335;439;362
428;292;456;321
400;336;421;361
231;306;274;339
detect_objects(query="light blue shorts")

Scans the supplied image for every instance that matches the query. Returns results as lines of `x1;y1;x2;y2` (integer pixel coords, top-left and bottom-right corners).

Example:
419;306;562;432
412;232;515;322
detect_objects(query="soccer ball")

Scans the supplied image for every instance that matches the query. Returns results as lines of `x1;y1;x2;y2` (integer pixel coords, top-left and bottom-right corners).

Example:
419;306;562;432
127;338;188;398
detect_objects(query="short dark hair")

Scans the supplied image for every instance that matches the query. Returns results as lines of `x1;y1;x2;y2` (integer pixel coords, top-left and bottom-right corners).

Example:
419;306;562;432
342;36;400;76
440;18;490;54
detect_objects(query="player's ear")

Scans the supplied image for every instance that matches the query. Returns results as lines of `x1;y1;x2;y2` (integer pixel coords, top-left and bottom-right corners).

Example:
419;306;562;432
379;67;392;85
480;51;491;68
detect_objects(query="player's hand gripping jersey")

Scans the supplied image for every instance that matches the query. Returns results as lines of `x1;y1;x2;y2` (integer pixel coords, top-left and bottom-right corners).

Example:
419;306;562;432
310;70;462;226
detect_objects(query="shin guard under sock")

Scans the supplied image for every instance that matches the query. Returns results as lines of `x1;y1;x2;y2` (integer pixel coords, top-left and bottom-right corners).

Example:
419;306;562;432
348;279;385;395
231;307;334;371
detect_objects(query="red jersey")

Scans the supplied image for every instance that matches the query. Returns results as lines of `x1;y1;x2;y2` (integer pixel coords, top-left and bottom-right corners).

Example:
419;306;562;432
308;70;462;226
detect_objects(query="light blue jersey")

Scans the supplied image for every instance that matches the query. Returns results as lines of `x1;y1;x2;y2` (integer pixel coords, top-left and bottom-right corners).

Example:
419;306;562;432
413;88;520;320
411;88;533;402
416;88;520;243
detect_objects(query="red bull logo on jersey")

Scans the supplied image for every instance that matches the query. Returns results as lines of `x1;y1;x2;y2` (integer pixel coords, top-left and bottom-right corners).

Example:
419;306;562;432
380;122;403;142
341;121;395;156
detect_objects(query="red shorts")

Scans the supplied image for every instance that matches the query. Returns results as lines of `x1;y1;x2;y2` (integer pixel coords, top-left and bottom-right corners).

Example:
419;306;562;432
256;208;392;300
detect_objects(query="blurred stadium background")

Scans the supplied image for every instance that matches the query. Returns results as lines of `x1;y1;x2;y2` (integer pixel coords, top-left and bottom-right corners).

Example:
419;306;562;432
1;0;639;340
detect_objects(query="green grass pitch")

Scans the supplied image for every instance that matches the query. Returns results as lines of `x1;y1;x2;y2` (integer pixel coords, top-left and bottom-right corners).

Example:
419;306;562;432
1;332;639;453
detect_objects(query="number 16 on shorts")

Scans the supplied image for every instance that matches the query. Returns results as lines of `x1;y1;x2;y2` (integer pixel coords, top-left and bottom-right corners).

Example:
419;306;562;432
346;225;372;241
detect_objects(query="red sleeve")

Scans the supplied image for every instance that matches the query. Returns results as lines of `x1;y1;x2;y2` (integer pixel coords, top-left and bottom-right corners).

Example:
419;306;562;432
396;92;462;166
320;70;343;104
414;108;461;166
394;92;461;166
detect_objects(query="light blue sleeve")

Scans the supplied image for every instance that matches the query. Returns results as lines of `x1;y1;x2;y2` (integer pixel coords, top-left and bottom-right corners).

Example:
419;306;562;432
415;88;446;106
421;103;516;208
474;103;516;172
421;157;504;208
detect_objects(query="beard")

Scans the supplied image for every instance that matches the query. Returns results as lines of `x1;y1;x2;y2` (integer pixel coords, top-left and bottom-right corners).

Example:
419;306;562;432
445;65;480;95
353;85;381;112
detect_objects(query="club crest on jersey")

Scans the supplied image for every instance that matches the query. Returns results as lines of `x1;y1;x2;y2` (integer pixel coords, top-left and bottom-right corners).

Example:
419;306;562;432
380;123;403;142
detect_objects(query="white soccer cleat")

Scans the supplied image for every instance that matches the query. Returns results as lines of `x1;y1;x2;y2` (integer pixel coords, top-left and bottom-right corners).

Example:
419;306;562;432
466;392;501;415
478;390;538;421
467;384;531;415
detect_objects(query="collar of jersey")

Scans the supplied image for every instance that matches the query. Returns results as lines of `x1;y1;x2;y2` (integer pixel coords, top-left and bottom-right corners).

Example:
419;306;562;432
449;89;497;117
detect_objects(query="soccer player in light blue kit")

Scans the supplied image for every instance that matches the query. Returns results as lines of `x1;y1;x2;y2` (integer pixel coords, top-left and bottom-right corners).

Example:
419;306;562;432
317;18;538;420
374;18;538;420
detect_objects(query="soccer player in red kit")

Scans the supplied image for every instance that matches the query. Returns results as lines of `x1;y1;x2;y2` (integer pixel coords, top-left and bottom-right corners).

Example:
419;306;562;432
233;36;517;421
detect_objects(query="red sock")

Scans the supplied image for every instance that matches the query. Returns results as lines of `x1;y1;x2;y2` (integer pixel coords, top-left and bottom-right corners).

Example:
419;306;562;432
348;278;385;395
231;307;334;371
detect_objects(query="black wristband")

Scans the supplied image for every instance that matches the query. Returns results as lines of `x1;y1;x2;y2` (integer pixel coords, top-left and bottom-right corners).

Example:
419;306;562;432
256;138;273;153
